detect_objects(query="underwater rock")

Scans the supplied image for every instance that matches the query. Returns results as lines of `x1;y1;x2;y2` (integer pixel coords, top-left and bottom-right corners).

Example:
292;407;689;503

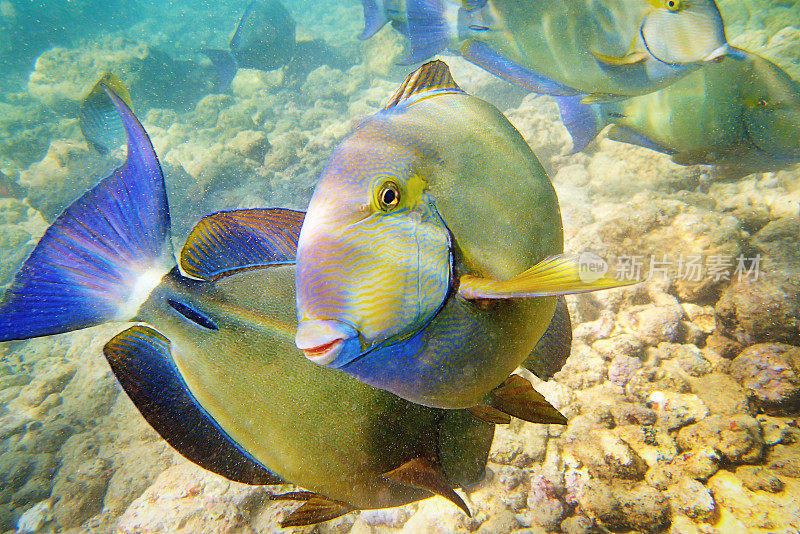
0;197;47;286
766;437;800;478
577;479;670;533
646;390;710;431
592;334;644;361
676;414;765;464
730;343;800;415
688;372;754;416
735;465;785;493
617;304;684;346
15;498;53;533
614;425;678;469
716;272;800;346
666;477;716;521
519;475;565;530
226;129;270;162
757;415;795;446
490;421;548;468
564;429;648;481
608;354;643;388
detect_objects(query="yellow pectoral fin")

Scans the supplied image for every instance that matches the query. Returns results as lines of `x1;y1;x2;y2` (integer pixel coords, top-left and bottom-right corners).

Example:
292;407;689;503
591;48;648;67
458;254;639;300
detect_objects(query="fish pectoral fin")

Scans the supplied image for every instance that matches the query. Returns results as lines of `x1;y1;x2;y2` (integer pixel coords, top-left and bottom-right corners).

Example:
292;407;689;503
487;374;567;425
468;405;511;425
521;296;571;380
273;493;355;527
458;253;638;300
104;326;283;486
381;457;471;517
180;208;305;281
591;48;648;67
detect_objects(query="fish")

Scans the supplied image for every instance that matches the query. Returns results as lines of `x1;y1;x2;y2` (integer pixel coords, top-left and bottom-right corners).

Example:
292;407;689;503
0;86;497;526
361;0;738;100
77;72;133;155
555;48;800;171
202;0;349;90
293;60;633;412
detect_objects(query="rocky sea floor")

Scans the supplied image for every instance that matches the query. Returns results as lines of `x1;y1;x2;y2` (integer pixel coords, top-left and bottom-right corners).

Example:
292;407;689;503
1;1;800;533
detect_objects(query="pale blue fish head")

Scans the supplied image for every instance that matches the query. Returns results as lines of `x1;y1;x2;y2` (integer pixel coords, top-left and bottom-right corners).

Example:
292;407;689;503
640;0;732;65
295;118;451;369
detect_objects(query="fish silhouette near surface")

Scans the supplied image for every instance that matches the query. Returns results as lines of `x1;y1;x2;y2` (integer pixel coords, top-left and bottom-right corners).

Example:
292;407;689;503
0;87;499;526
358;0;739;101
202;0;350;90
555;49;800;171
294;60;635;414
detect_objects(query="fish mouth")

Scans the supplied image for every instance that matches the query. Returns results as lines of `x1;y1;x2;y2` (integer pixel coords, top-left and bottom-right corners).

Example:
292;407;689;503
295;319;359;367
301;338;343;365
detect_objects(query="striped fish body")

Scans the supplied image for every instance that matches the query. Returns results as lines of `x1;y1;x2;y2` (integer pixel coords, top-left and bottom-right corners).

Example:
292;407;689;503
296;61;562;408
458;0;728;97
135;265;493;509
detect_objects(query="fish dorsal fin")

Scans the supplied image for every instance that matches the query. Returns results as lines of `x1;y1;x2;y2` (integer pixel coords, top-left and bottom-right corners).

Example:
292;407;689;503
180;208;304;281
485;374;567;425
270;492;355;527
79;73;134;155
382;457;471;516
104;325;283;485
384;60;465;110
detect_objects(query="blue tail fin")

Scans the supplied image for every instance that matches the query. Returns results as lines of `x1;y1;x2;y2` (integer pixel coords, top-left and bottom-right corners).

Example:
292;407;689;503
0;88;174;341
554;95;604;153
401;0;451;65
200;49;238;91
359;0;389;40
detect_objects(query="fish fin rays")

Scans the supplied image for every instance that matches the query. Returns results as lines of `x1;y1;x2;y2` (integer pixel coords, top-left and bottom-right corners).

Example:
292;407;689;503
468;405;511;425
479;374;567;425
273;493;355;527
359;0;389;40
384;59;465;110
104;325;283;485
608;125;677;155
0;88;173;341
179;208;304;281
382;457;471;516
457;253;639;300
553;95;603;153
521;296;572;380
79;72;132;155
591;47;648;68
460;40;579;96
400;0;451;65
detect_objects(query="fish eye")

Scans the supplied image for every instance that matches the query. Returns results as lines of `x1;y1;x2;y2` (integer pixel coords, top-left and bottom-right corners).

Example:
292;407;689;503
377;181;400;210
665;0;681;11
758;99;768;107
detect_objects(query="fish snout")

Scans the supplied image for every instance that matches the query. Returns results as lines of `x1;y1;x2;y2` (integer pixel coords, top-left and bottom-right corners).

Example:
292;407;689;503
295;320;360;368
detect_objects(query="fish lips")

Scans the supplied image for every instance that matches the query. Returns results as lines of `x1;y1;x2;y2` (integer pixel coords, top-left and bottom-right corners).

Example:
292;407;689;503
295;320;361;368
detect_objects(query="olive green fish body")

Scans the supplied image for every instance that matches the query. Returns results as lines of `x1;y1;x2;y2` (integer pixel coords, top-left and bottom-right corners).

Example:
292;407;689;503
138;267;489;509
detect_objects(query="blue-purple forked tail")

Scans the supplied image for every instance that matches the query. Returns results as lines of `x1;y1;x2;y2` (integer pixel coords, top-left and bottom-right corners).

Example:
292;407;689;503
0;88;174;341
553;95;604;153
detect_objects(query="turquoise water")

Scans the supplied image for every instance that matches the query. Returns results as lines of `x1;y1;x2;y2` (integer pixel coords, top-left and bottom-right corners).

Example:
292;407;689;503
0;1;799;532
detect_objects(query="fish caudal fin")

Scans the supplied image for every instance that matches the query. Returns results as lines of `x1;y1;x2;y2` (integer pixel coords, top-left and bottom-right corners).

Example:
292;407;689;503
78;72;132;155
554;95;604;153
382;457;471;516
521;296;572;381
105;325;283;485
401;0;451;65
0;88;173;341
200;49;239;91
358;0;388;40
457;253;638;300
270;492;354;527
470;374;567;425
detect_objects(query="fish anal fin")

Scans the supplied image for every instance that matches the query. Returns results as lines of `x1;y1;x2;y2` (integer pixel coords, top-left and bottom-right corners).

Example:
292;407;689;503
277;495;354;527
381;457;471;516
384;60;464;110
488;374;567;425
104;326;282;485
458;253;639;300
468;405;511;424
521;295;572;380
180;208;304;281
